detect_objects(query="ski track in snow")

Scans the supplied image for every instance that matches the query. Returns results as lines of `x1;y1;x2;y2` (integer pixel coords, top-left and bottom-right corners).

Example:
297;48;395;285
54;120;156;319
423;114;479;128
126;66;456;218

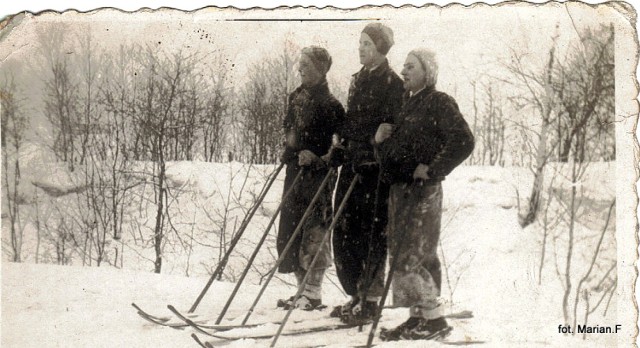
2;163;619;347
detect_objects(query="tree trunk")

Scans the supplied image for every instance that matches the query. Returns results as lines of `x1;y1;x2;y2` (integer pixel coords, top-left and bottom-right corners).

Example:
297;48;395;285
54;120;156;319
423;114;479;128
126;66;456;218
518;42;556;228
519;122;548;228
154;137;166;274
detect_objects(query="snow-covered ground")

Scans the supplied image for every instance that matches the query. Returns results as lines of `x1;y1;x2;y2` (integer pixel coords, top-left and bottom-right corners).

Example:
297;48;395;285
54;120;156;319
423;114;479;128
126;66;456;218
2;161;625;347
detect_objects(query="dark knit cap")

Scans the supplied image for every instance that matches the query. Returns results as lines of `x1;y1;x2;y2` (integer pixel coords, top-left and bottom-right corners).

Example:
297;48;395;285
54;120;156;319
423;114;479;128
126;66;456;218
302;46;332;75
362;23;395;55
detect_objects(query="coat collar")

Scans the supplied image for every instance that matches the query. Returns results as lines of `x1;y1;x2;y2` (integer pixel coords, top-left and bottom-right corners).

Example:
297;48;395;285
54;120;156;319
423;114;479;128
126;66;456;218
353;58;391;79
404;85;436;103
298;79;330;97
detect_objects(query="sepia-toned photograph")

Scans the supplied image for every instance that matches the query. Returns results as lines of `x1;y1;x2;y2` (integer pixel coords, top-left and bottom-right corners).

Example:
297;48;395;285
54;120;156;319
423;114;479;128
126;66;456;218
1;1;637;347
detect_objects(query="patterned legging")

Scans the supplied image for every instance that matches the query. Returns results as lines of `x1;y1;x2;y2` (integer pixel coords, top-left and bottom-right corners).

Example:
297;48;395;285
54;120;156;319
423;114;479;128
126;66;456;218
387;181;444;320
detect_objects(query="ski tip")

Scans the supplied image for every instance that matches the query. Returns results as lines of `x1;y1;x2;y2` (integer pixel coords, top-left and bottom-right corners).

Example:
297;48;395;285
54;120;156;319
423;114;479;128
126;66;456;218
167;304;181;317
191;333;207;348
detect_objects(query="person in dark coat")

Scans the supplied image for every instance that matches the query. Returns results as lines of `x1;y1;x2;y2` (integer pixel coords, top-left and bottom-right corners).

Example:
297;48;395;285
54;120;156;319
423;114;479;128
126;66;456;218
277;46;345;310
329;23;404;324
375;48;474;341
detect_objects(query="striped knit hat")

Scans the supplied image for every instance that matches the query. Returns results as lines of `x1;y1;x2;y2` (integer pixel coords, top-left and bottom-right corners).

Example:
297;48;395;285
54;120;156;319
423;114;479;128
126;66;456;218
362;23;395;55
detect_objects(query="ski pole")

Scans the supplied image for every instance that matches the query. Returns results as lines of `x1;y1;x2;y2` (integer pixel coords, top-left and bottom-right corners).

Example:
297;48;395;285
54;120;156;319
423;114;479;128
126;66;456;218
358;171;385;315
215;168;305;324
242;167;335;325
365;202;411;348
270;173;359;348
189;162;285;313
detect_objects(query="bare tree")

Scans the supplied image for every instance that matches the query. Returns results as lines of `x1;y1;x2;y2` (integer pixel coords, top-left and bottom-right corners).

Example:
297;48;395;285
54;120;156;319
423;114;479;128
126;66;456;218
37;32;138;268
571;200;615;335
98;44;143;242
164;70;201;161
239;39;299;164
201;64;231;162
143;47;179;273
1;75;29;262
37;25;81;171
72;30;116;266
552;25;614;163
552;24;615;329
503;29;560;228
497;25;617;329
507;24;614;228
467;80;481;166
537;173;562;284
38;204;78;266
193;162;259;281
468;79;507;166
74;28;104;165
131;46;204;273
240;65;271;164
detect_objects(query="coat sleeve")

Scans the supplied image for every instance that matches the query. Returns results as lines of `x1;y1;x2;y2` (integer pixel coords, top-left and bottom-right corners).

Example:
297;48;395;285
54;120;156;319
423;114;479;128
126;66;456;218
283;92;295;132
363;74;404;146
281;92;298;162
376;74;404;131
426;94;475;178
312;97;345;157
376;120;417;184
335;76;355;141
332;100;346;139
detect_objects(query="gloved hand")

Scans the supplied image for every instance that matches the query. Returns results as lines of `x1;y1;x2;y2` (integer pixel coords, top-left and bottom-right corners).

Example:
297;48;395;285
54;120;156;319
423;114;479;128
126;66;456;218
412;163;430;180
374;123;395;144
321;144;346;168
298;150;324;168
413;163;430;180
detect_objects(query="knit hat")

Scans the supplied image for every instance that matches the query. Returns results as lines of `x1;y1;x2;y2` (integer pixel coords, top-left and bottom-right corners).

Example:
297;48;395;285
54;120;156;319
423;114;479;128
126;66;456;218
408;48;439;88
362;23;394;55
301;46;332;75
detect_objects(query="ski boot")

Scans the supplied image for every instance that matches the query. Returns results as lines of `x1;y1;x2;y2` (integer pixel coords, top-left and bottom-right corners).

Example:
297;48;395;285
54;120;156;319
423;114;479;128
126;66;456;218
380;316;452;341
277;295;324;311
330;297;358;318
339;299;378;325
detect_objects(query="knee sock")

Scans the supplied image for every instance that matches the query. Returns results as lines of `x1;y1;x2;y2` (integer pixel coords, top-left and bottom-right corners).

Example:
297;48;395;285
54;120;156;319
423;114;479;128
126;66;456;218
294;268;325;300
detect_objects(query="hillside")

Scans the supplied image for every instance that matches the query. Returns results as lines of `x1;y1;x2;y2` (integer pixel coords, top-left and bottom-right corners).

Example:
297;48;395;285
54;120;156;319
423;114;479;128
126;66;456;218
2;162;624;347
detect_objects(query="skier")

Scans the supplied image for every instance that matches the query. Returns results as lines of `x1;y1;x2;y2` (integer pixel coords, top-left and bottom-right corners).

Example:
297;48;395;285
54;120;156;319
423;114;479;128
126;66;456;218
329;23;404;324
277;46;345;310
374;48;474;341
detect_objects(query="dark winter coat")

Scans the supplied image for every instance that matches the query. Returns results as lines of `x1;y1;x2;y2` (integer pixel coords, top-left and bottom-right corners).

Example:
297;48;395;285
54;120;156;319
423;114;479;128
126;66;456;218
332;60;403;298
378;86;475;184
278;80;345;274
337;59;404;165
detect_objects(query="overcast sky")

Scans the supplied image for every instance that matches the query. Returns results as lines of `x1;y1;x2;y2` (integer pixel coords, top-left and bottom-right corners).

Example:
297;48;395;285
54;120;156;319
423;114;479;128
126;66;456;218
2;4;617;88
0;2;630;139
